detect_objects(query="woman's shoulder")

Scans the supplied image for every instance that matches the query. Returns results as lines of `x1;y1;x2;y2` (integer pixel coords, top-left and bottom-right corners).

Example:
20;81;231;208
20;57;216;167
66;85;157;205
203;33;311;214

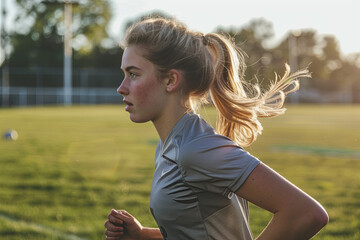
178;115;247;166
180;113;237;147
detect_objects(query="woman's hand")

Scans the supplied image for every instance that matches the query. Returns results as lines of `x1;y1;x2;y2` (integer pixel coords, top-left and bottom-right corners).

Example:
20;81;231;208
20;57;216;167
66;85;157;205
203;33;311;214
105;209;163;240
104;209;143;240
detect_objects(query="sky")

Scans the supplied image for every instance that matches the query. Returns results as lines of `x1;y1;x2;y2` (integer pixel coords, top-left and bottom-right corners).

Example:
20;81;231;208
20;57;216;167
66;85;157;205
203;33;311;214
108;0;360;55
1;0;359;55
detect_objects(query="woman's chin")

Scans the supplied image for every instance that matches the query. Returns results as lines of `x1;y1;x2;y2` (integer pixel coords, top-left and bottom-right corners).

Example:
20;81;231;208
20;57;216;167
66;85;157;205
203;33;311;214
129;114;150;123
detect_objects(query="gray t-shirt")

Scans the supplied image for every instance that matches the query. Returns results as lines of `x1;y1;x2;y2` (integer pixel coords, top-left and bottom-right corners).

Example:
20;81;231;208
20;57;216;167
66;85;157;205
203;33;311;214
149;113;260;240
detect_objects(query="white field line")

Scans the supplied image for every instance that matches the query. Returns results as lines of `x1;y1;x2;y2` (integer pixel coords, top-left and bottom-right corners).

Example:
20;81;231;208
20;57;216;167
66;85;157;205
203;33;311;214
0;212;89;240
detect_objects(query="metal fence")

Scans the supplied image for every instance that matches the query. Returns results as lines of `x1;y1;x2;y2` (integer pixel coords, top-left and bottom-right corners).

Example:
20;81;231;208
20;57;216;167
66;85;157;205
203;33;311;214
0;67;124;106
0;87;122;106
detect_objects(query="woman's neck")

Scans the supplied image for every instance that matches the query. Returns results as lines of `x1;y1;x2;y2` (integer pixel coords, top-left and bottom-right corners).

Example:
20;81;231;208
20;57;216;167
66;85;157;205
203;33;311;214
152;105;188;144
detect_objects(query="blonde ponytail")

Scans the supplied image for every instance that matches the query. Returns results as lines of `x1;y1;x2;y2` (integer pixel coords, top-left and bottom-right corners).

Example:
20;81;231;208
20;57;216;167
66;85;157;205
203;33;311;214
206;33;310;147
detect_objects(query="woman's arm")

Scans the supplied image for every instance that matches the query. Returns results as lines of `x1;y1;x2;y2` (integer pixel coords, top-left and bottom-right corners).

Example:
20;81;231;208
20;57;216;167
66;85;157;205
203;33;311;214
105;209;163;240
236;163;328;240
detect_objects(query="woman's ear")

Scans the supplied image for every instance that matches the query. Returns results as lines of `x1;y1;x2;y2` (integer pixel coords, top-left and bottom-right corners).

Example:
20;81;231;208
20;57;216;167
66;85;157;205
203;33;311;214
165;69;182;93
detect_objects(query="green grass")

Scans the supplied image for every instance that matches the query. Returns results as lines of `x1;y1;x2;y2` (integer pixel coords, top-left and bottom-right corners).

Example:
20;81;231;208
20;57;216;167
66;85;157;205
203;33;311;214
0;104;359;239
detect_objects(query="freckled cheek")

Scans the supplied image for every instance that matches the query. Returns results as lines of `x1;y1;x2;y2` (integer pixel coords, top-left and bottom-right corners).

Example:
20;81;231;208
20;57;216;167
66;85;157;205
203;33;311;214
133;82;156;105
134;87;149;104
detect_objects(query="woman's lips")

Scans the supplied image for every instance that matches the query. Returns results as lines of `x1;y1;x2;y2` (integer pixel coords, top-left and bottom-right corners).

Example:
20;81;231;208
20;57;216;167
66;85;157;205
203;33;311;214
123;100;133;111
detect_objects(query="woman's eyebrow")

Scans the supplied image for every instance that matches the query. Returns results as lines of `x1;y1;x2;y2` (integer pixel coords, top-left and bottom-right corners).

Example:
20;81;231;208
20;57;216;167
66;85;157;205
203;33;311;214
121;66;141;72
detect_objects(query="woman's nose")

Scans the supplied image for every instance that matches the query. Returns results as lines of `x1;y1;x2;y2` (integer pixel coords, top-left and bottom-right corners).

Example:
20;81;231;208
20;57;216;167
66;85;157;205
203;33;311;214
117;80;128;95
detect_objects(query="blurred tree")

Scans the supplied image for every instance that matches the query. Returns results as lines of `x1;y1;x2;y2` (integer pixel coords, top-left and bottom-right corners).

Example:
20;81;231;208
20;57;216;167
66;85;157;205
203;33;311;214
309;35;355;93
272;30;319;72
9;0;115;68
322;36;341;61
272;31;357;95
216;18;277;93
347;53;360;103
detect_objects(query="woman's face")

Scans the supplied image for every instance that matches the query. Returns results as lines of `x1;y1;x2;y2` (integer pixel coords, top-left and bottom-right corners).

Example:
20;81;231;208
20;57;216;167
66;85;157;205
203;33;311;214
118;45;168;123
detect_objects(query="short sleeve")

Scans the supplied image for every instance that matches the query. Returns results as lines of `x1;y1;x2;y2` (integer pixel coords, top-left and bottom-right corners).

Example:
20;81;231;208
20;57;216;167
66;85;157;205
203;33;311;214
178;134;260;197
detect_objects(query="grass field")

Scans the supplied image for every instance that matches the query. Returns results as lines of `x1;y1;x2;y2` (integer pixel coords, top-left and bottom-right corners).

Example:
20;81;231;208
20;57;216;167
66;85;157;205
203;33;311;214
0;104;359;239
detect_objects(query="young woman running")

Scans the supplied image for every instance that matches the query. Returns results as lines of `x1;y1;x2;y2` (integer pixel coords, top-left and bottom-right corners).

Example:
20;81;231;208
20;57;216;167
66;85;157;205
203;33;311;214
104;17;328;240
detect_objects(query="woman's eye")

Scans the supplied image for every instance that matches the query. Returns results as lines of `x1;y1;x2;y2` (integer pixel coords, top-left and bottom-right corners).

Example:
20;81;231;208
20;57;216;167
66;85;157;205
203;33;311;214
129;73;137;79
